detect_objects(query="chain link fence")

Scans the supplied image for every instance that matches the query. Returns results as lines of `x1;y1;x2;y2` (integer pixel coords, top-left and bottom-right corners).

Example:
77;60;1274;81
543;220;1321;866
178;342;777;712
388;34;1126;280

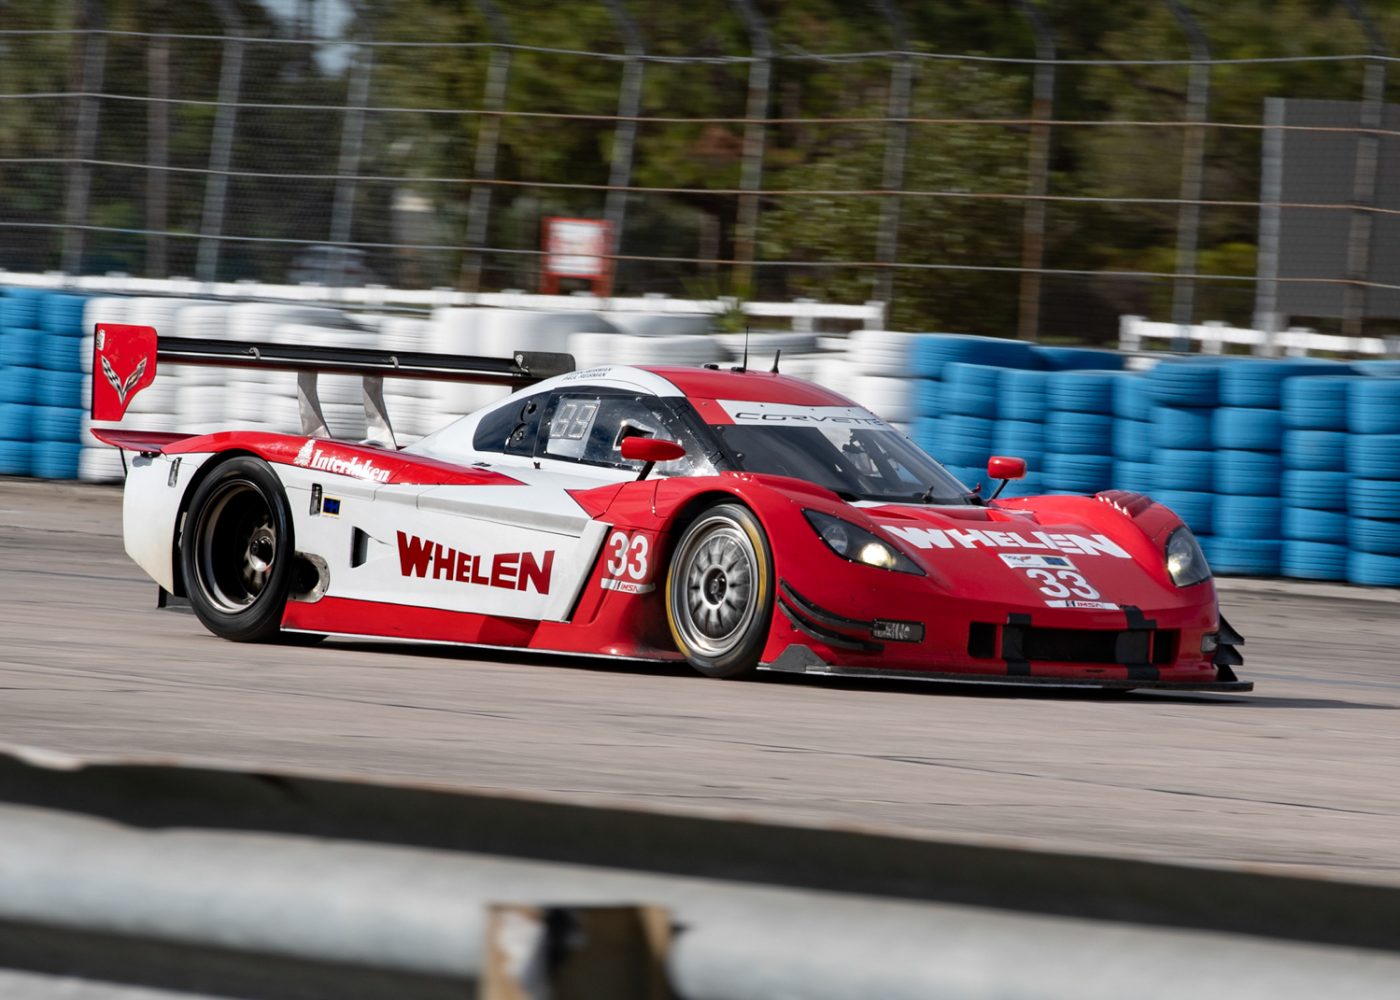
2;0;1399;340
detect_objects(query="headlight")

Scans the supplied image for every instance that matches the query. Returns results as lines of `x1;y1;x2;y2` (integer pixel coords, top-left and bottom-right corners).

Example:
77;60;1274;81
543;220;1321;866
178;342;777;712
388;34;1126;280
1165;526;1211;587
803;510;924;575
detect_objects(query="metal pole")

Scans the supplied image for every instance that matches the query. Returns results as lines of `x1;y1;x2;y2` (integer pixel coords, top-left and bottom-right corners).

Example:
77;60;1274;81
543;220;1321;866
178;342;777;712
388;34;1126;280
61;0;106;275
460;0;511;293
602;0;645;296
1253;97;1285;340
730;0;771;296
146;6;170;279
873;0;913;315
329;9;375;284
196;0;245;282
1166;0;1209;351
1014;0;1054;342
1342;0;1386;339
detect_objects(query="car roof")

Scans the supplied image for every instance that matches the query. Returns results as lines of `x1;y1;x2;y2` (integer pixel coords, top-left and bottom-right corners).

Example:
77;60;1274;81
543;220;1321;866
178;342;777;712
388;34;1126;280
640;365;853;406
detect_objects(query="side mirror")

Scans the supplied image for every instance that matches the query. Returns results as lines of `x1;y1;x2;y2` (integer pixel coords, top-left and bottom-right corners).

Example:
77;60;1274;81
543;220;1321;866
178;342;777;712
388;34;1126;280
987;455;1027;500
620;437;686;463
987;455;1026;481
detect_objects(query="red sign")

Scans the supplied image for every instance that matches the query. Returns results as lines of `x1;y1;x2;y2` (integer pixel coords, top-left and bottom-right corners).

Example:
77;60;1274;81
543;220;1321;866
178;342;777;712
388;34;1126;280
542;217;612;295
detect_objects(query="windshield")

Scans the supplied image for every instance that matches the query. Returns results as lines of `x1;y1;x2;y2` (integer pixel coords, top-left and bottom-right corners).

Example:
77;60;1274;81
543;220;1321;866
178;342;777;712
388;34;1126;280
706;405;972;504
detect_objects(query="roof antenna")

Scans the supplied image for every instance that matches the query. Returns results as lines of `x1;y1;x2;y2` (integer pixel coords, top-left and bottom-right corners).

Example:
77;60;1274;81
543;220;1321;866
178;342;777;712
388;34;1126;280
735;325;750;373
770;348;782;373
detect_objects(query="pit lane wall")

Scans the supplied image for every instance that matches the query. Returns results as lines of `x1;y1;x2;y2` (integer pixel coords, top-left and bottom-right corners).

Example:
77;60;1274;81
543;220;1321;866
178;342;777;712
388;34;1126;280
3;278;1399;586
2;745;1400;1000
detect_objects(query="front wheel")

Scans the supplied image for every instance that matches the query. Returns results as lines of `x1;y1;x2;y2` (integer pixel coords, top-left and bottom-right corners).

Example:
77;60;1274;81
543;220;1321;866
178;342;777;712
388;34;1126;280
181;456;295;643
665;503;774;678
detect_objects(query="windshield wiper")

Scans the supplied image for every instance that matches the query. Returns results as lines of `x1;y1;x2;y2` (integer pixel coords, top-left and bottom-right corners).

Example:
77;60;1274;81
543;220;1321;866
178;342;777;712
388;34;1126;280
918;484;984;505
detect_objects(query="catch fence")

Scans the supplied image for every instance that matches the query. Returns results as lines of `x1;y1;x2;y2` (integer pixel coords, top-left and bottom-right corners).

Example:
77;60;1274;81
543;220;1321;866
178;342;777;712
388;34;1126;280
2;1;1400;339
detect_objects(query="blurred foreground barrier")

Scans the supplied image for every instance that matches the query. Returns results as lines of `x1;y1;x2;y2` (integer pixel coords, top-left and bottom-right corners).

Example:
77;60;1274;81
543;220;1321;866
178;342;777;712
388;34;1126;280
2;746;1400;999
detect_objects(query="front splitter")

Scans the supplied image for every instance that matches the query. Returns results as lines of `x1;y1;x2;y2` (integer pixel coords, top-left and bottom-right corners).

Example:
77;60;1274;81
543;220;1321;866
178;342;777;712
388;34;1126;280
761;645;1254;692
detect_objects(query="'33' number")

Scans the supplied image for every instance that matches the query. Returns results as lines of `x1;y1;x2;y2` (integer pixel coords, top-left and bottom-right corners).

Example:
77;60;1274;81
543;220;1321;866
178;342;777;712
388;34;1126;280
605;530;650;582
1023;568;1100;600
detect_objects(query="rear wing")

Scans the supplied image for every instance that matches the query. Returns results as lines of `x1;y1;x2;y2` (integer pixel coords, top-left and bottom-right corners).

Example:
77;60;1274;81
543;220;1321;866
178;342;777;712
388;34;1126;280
91;323;575;449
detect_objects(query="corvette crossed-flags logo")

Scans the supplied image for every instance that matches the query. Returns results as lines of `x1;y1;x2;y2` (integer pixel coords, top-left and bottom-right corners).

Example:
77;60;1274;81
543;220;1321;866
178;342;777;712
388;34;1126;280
101;355;146;406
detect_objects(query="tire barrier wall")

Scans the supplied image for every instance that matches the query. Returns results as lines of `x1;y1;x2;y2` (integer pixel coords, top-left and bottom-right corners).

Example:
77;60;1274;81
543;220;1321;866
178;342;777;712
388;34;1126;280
846;332;1399;587
5;283;1397;585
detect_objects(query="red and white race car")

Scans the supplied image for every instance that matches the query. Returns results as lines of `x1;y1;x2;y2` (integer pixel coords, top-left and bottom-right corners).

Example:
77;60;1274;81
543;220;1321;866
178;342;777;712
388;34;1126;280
92;323;1249;691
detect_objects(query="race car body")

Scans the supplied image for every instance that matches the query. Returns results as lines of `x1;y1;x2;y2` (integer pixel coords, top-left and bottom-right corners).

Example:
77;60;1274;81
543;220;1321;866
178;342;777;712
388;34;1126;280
92;323;1250;691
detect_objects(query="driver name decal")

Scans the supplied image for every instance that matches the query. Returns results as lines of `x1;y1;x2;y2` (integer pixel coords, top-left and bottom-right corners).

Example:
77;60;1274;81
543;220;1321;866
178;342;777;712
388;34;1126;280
397;531;554;594
883;526;1131;559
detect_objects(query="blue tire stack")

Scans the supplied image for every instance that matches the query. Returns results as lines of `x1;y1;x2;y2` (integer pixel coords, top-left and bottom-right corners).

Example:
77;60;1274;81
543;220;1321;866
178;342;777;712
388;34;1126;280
1279;376;1354;580
1043;371;1118;495
994;368;1047;497
1209;360;1338;575
1111;370;1154;493
0;289;47;476
1143;359;1217;541
936;362;1002;497
1346;377;1400;586
32;293;88;479
910;336;1035;497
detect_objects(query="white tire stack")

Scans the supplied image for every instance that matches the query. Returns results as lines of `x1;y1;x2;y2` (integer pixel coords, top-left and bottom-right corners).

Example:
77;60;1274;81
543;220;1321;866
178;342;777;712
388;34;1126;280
599;311;712;338
566;331;726;369
376;315;436;442
844;331;919;424
713;331;818;368
175;304;233;434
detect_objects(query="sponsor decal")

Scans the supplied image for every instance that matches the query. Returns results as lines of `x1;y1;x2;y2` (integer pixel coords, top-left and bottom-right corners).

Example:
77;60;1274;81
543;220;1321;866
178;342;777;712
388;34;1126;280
719;400;886;428
321;496;342;517
871;619;924;643
292;439;391;484
601;579;654;594
999;553;1075;570
397;531;554;595
1045;599;1119;610
883;526;1131;559
101;354;146;406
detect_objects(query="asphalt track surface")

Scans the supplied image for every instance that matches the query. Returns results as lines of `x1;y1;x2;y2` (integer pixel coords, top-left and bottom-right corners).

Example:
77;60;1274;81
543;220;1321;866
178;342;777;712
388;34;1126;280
2;478;1399;888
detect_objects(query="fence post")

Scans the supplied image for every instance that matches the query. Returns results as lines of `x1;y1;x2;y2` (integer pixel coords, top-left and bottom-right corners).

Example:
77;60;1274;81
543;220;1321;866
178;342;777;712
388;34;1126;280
1166;0;1209;352
602;0;645;295
1253;97;1285;343
196;0;245;283
730;0;771;296
873;0;912;317
1342;0;1386;339
1014;0;1055;342
146;4;171;278
60;0;107;276
329;9;375;284
460;0;511;293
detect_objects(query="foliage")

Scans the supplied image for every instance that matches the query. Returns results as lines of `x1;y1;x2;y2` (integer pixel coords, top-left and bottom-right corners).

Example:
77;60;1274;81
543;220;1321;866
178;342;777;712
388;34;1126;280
2;0;1399;338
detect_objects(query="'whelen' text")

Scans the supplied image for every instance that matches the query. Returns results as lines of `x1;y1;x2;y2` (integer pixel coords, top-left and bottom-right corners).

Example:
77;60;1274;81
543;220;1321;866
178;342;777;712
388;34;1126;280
397;531;554;594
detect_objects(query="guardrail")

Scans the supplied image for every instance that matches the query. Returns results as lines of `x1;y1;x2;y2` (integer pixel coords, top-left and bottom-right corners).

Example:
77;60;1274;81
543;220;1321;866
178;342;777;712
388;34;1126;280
1121;315;1400;359
2;745;1399;999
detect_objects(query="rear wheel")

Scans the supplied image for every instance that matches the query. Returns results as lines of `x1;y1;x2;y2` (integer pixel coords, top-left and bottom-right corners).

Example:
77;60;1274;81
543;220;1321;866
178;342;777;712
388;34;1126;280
181;456;295;643
665;503;774;678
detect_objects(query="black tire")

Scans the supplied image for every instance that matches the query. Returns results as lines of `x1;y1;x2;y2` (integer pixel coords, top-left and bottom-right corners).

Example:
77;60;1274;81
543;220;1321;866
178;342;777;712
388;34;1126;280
181;456;295;643
665;503;774;679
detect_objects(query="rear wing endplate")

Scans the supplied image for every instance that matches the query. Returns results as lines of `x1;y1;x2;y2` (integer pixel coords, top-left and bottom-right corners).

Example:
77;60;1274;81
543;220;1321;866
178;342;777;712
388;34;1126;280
92;323;575;449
